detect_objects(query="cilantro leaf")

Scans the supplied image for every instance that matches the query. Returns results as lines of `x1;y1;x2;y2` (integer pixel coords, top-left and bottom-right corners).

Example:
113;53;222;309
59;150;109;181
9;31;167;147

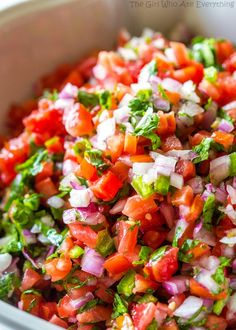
203;194;216;230
78;90;99;108
84;149;109;172
193;138;212;164
111;294;128;319
218;108;234;124
0;273;19;300
16;149;48;176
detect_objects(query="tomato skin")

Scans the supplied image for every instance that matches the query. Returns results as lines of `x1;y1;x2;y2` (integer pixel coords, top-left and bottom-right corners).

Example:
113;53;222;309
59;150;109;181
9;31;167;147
111;161;130;182
175;160;196;181
212;131;234;149
157;112;176;136
143;230;167;250
57;294;76;318
40;302;58;321
21;268;41;291
107;133;124;161
95;285;114;303
131;302;156;330
23;108;66;136
170;41;190;67
68;223;98;248
91;171;123;201
133;274;159;294
171;63;203;84
161;135;182;152
223;51;236;73
80;158;97;181
44;257;72;282
77;305;112;323
206;314;227;330
185;194;204;223
123;195;158;220
172;185;194;207
144;247;179;282
65;103;94;137
35;177;58;198
189;278;227;301
160;319;179;330
216;40;234;64
103;253;132;275
117;220;138;254
189;130;211;146
35;161;54;183
20;292;43;316
49;314;68;329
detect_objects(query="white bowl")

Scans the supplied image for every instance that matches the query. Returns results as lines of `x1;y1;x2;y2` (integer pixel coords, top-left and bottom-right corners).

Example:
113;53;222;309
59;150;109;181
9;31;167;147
0;0;235;328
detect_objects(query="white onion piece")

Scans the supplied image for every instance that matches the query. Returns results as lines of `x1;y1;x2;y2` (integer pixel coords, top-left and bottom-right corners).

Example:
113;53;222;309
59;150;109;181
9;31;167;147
198;256;220;272
47;196;64;209
69;189;91;207
174;296;203;318
210;155;230;185
180;81;200;103
227;185;236;205
63;209;77;224
161;78;182;93
97;118;116;141
119;93;133;107
113;105;130;124
226;292;236;321
90;135;107;151
132;162;154;176
118;47;137;61
220;236;236;245
179;101;204;117
60;173;81;189
62;159;78;176
223;101;236;111
194;227;216;247
166;149;192;160
225;204;236;225
41;215;54;227
0;253;12;273
170;173;184;189
59;83;78;99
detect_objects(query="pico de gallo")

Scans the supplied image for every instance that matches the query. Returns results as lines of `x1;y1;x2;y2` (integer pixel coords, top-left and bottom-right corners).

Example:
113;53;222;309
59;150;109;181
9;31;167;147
0;28;236;330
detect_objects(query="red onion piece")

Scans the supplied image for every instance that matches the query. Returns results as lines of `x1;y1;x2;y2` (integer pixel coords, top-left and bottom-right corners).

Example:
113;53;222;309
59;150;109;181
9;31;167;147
22;248;39;269
81;248;105;277
200;101;217;130
71;292;94;309
227;185;236;205
187;177;204;194
153;96;170;112
215;187;227;203
59;83;78;99
23;229;37;244
160;202;175;228
218;119;234;133
223;101;236;111
163;276;189;295
210;155;230;185
47;196;65;209
77;203;105;225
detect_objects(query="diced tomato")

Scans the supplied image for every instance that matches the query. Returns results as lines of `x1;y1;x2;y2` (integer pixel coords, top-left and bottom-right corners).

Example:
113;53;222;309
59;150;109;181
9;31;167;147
24;108;66;136
185;194;204;223
68;223;98;248
35;161;54;183
65;103;94;137
175;160;196;181
157;111;176;136
40;302;58;321
161;135;182;152
131;302;156;330
144;246;179;282
212;131;234;149
171;63;204;84
140;211;165;232
133;274;159;294
123;195;158;220
165;90;180;105
187;241;210;261
199;79;222;102
44;257;72;282
59;236;74;255
45;136;64;154
170;41;190;67
205;314;227;330
80;158;97;180
171;185;194;207
49;314;68;329
223;51;236;73
91;171;123;201
20;292;43;316
117;220;138;254
57;294;76;318
95;285;114;303
77;305;112;323
21;268;41;291
160;319;179;330
111;161;130;182
130;154;154;163
189;130;211;146
216;40;234;64
143;230;167;250
35;177;58;198
124;134;137;155
104;253;132;275
107;133;124;161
